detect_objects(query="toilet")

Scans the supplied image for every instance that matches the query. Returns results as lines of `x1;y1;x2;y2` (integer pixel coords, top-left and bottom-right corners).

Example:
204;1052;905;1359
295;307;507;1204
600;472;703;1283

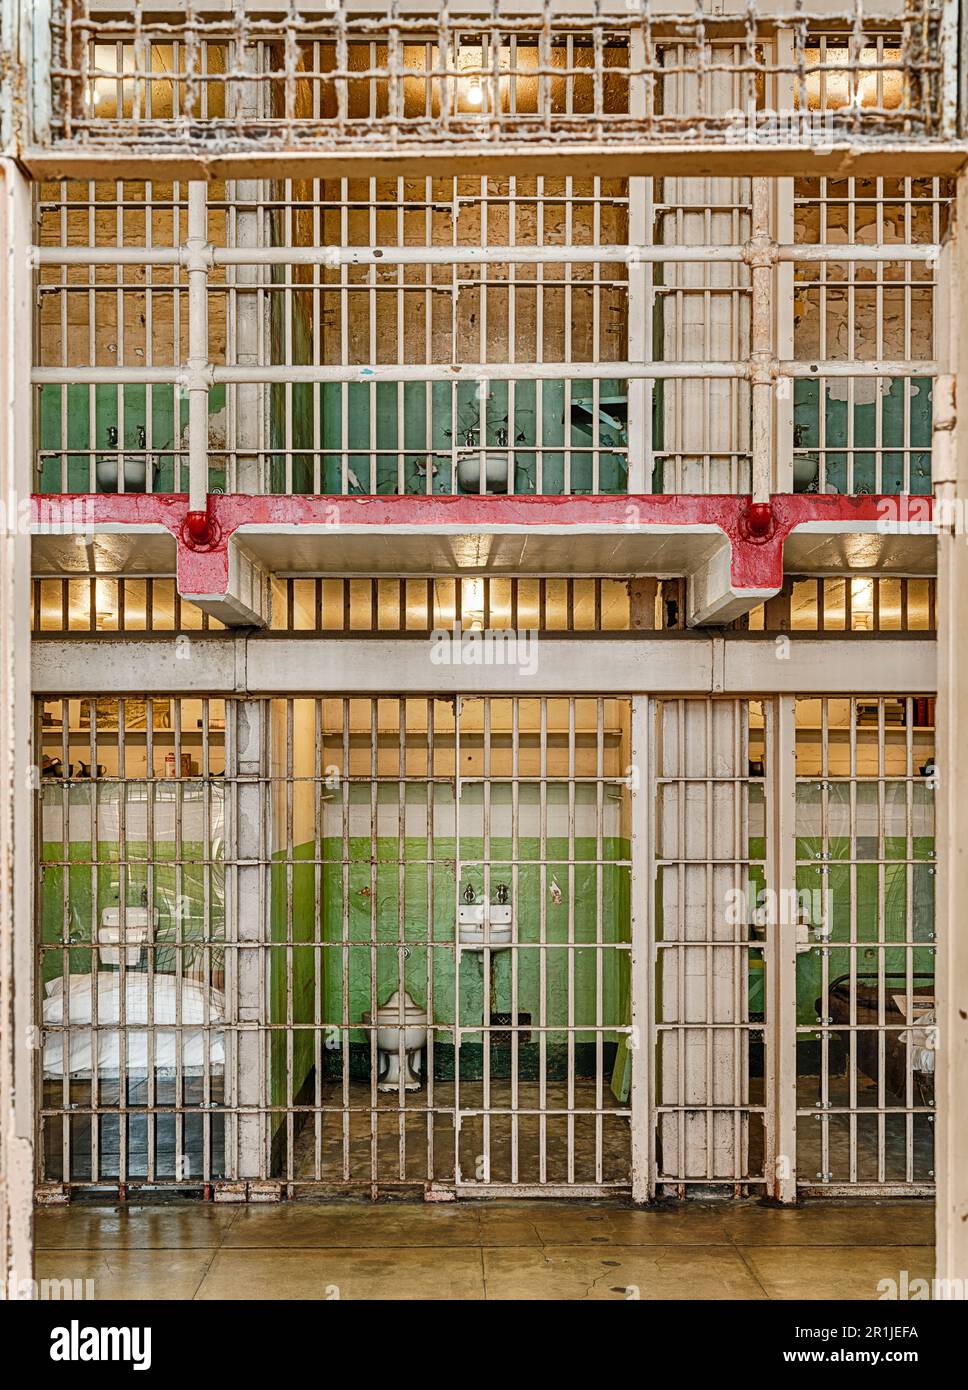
363;990;428;1091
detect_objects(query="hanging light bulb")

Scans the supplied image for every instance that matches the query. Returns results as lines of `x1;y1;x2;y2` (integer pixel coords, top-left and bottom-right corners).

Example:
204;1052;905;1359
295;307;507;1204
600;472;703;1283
456;45;490;113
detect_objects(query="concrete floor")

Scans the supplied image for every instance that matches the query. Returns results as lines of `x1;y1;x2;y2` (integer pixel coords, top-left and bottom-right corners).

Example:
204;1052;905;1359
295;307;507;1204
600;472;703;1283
34;1199;934;1300
292;1078;630;1189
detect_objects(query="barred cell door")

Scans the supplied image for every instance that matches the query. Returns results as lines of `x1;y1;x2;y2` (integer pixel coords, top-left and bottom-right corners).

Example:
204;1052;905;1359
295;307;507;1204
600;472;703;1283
36;695;230;1199
266;694;637;1198
792;697;936;1197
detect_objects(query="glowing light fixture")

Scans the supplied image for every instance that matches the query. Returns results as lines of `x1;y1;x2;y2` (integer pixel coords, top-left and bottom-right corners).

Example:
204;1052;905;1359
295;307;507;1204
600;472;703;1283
456;44;506;114
803;47;904;113
463;578;486;630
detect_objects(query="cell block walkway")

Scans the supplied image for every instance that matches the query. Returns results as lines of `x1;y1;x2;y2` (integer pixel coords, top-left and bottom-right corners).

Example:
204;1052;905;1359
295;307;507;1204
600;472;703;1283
34;1200;934;1301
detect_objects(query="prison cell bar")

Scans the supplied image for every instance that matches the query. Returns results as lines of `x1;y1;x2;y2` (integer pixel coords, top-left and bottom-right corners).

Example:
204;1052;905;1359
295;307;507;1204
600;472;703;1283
36;695;228;1195
793;695;935;1195
32;172;941;499
37;1;955;153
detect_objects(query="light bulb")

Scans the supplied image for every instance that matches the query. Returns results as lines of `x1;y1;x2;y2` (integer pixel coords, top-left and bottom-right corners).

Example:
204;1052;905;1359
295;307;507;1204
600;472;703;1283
465;82;484;107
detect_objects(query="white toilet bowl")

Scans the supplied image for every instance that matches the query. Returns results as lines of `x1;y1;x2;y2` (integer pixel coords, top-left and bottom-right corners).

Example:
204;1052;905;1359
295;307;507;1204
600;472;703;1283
363;990;429;1091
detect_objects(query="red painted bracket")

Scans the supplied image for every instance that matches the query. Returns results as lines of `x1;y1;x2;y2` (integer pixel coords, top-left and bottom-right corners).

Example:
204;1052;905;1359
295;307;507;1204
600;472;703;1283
31;492;933;601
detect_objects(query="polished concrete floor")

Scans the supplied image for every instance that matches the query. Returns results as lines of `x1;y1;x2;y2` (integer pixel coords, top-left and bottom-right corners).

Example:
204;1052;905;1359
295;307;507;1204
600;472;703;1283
34;1198;934;1300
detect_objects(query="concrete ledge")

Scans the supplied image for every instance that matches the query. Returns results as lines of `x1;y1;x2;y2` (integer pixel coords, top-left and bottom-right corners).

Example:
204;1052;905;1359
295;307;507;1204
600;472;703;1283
32;635;936;697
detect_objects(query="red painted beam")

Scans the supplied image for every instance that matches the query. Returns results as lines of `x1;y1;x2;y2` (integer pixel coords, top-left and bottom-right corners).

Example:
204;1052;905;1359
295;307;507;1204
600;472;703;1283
31;492;934;599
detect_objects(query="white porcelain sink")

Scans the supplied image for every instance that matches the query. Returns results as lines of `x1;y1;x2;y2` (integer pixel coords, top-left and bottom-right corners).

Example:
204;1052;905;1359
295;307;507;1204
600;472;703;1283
95;457;151;493
458;902;512;951
98;907;158;966
456;449;511;494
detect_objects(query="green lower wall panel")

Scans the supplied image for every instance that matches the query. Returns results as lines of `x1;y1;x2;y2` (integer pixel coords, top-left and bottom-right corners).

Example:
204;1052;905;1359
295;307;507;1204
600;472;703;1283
269;846;318;1116
792;377;933;494
37;385;227;493
269;378;630;495
794;839;935;1044
268;835;632;1121
40;840;222;982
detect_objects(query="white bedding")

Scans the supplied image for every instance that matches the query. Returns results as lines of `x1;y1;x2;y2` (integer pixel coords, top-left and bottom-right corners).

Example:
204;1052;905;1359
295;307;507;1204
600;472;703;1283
43;973;225;1077
904;1010;937;1075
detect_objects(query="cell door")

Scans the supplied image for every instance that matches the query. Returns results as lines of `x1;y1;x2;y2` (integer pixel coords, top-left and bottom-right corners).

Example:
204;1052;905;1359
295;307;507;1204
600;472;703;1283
793;697;936;1196
268;695;636;1197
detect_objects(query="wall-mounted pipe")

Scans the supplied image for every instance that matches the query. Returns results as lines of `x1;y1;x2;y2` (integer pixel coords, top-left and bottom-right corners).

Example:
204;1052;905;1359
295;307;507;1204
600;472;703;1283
185;181;210;516
750;179;773;506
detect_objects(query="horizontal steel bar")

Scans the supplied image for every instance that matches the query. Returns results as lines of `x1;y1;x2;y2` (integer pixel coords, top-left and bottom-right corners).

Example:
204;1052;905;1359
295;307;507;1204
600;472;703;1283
30;360;938;385
32;243;942;268
798;1105;935;1114
448;1184;630;1197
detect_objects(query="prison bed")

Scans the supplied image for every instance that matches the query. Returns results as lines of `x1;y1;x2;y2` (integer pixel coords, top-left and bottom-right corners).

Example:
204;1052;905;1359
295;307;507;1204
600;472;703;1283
41;973;225;1183
820;973;935;1108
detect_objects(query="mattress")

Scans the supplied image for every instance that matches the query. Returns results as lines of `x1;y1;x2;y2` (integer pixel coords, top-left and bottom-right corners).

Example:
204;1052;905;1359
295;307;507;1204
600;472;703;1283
42;972;226;1078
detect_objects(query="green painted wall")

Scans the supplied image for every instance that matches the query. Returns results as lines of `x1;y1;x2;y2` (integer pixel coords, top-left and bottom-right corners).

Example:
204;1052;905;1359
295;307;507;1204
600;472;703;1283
793;378;933;494
315;834;630;1037
794;838;935;1023
266;833;631;1141
37;385;228;492
39;840;222;983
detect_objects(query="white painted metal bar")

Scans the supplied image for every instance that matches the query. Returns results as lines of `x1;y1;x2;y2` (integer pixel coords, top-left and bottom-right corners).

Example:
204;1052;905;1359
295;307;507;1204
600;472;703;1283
185;181;209;513
33;242;945;267
653;697;767;1192
30;359;939;384
750;178;773;504
629;694;651;1200
0;156;36;1258
769;695;798;1202
934;205;968;1277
